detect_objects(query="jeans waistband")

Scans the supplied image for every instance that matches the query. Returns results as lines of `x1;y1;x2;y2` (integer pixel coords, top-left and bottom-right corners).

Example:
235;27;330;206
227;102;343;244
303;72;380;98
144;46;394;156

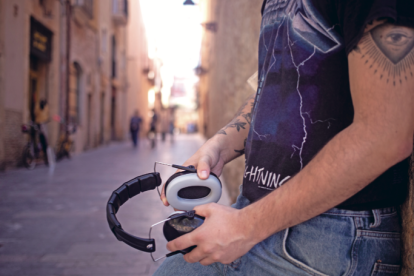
324;206;397;217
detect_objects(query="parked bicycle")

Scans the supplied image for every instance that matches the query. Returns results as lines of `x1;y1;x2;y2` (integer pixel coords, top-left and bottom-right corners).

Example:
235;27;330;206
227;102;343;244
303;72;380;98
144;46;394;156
55;124;76;161
21;123;47;169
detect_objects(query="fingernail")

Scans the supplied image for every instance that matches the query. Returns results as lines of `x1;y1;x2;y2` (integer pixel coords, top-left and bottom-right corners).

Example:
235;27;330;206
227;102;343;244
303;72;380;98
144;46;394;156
200;171;208;178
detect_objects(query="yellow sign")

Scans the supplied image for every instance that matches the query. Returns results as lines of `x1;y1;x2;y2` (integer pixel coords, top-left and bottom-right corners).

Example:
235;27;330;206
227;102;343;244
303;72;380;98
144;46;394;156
33;31;48;52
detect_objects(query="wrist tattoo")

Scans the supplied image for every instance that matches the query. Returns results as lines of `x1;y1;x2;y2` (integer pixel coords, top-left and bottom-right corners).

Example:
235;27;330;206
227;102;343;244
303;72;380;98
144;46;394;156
234;139;247;155
217;95;255;135
357;23;414;85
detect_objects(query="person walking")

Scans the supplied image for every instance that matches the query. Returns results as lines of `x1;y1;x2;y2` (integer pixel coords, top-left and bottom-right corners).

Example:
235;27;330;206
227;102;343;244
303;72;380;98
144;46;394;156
129;110;142;148
148;109;158;148
34;99;50;164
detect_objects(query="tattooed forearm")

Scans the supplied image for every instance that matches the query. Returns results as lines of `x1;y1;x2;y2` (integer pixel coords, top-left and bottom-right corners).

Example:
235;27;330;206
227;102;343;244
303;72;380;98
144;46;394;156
242;112;252;125
234;148;245;155
356;23;414;85
217;94;256;135
234;139;247;156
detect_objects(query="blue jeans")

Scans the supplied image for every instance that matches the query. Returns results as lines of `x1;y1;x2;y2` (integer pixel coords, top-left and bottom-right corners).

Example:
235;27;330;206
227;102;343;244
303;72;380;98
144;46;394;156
154;189;402;276
131;131;139;147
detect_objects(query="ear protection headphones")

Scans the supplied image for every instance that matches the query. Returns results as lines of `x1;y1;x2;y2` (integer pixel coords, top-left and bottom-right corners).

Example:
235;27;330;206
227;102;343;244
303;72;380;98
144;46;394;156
106;163;222;261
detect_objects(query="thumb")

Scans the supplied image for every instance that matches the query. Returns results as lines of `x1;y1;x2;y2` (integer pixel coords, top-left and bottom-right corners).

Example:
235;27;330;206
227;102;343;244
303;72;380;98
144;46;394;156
193;203;212;218
197;156;211;180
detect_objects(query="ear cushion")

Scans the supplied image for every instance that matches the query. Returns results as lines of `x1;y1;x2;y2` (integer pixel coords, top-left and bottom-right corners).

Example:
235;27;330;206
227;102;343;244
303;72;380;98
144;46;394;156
165;171;222;211
164;170;194;193
165;171;222;199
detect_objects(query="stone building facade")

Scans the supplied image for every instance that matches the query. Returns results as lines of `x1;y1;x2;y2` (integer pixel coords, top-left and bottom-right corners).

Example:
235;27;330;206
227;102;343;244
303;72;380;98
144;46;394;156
0;0;61;169
127;0;152;137
65;0;130;153
0;0;151;169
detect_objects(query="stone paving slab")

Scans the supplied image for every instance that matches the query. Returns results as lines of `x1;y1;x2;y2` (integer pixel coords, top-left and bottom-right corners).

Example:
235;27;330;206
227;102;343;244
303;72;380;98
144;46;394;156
0;134;231;276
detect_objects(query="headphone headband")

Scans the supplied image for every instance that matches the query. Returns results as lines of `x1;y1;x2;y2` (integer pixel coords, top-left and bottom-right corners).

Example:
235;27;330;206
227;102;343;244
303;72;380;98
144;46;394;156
106;172;162;252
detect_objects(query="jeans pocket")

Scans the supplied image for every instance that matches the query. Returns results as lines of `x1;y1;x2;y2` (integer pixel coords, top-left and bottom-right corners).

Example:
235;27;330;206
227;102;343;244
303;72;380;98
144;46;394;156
282;228;330;276
370;262;400;276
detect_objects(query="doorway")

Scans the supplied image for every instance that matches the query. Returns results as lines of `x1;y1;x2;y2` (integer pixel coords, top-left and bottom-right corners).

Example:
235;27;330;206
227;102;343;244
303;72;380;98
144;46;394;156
29;56;39;123
100;92;105;144
87;93;92;148
110;87;116;140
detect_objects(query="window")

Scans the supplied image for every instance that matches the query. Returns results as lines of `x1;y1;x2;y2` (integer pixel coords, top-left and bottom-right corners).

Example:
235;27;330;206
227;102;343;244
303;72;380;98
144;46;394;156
70;62;82;124
101;29;107;53
111;36;116;78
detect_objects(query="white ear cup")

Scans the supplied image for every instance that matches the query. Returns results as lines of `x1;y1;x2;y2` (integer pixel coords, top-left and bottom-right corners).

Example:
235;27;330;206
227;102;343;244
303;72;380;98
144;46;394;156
166;174;222;211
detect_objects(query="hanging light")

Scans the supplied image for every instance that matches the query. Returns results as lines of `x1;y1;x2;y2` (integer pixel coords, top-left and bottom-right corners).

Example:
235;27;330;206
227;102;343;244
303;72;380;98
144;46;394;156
183;0;195;5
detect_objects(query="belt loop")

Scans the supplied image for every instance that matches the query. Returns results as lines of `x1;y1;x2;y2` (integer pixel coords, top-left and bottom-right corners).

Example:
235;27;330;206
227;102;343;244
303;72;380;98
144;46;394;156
370;209;381;228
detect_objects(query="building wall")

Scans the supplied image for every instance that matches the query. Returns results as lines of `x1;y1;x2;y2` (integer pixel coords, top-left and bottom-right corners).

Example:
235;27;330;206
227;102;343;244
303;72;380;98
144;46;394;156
70;1;100;152
126;0;150;137
0;0;149;169
0;0;61;169
402;153;414;275
198;0;262;202
0;0;5;170
62;0;130;153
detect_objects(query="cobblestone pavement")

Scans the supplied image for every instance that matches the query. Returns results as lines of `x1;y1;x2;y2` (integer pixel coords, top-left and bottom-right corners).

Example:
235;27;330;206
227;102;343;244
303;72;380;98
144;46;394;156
0;134;230;276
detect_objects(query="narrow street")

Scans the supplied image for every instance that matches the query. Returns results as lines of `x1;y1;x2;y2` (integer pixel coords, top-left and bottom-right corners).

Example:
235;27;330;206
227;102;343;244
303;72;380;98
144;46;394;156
0;134;230;276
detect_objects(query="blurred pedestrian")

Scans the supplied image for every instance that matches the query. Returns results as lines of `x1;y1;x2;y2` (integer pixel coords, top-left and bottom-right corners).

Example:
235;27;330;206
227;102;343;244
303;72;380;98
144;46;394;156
160;109;169;142
148;109;158;148
129;110;142;148
34;99;50;164
169;119;175;143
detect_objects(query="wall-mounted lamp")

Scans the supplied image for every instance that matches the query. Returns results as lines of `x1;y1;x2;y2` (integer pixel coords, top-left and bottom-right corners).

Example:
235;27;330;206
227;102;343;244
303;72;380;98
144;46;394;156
183;0;195;5
201;22;218;32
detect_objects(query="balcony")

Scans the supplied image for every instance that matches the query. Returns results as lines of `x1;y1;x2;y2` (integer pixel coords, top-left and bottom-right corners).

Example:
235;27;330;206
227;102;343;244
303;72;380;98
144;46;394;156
72;0;94;27
74;0;94;19
112;0;128;26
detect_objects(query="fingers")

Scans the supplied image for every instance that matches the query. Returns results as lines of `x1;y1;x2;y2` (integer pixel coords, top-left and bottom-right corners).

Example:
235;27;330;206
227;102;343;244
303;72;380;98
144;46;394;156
167;232;195;253
183;246;209;264
197;156;212;179
193;203;213;218
182;243;222;266
160;184;169;206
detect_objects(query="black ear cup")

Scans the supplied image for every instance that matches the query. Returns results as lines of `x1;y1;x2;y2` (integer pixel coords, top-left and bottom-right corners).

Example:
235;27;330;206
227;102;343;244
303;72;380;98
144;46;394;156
163;214;204;242
177;186;211;199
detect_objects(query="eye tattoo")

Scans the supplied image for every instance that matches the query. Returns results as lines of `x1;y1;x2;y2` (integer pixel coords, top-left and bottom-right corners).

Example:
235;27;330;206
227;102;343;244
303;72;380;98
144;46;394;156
358;23;414;85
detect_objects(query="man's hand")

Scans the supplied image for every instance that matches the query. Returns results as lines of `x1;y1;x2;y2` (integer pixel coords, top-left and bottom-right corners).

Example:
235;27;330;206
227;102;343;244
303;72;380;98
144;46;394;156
166;203;257;266
160;137;226;206
160;93;256;207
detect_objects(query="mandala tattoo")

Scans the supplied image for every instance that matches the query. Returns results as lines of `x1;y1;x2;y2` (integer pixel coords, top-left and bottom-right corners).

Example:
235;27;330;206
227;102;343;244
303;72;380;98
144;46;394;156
359;23;414;85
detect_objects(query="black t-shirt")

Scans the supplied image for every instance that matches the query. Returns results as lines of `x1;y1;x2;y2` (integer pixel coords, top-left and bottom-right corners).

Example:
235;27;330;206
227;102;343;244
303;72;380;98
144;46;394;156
243;0;414;210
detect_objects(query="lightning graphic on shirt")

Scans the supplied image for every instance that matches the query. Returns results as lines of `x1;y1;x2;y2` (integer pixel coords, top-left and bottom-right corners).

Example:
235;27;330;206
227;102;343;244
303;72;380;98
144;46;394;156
286;19;339;169
253;17;286;141
287;18;316;169
252;0;342;170
303;112;335;129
